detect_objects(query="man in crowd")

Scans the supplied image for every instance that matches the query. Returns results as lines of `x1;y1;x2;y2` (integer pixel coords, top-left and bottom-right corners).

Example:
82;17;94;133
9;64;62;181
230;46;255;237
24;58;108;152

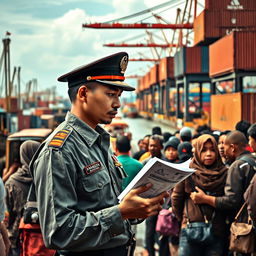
143;135;170;256
244;123;256;225
115;135;143;190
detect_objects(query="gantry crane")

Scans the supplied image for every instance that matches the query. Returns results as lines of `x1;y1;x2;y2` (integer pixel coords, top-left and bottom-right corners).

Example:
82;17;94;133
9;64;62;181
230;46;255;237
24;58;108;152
82;0;198;74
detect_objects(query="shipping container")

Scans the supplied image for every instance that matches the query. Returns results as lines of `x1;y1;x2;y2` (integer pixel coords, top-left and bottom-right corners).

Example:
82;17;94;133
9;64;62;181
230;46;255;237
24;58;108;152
186;47;202;74
34;107;52;116
209;31;256;77
211;92;256;130
144;72;151;89
242;93;256;124
174;46;209;77
159;57;174;82
205;0;256;11
194;10;219;45
18;114;31;130
0;97;19;113
194;10;256;46
149;64;159;85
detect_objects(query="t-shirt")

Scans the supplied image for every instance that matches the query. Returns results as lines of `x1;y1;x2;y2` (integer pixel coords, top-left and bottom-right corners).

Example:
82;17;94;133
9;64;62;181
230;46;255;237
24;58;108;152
117;155;143;190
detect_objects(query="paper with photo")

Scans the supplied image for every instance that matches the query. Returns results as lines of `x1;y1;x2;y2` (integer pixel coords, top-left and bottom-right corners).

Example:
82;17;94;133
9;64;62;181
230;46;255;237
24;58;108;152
118;157;195;201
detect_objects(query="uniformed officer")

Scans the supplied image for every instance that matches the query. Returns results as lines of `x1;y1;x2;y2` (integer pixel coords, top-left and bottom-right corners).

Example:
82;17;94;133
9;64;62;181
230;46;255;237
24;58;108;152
30;52;168;256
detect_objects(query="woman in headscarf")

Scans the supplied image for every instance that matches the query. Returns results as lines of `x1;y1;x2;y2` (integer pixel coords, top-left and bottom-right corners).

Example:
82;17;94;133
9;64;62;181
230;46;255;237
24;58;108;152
171;134;228;256
5;140;40;256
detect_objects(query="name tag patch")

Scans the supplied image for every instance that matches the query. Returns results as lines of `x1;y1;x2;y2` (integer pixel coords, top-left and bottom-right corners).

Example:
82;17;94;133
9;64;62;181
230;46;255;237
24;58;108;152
84;162;102;175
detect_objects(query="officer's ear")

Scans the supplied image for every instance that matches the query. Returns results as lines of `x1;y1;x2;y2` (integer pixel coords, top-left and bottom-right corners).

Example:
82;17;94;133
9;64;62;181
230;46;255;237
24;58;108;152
77;85;88;102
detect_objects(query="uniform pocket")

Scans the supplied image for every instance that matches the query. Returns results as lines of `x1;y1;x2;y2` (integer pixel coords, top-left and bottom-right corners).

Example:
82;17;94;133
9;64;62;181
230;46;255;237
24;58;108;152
81;168;111;192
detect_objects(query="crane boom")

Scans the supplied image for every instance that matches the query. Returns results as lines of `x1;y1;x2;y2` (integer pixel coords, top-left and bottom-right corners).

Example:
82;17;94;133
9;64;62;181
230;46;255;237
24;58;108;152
82;23;193;29
104;43;178;48
129;58;159;62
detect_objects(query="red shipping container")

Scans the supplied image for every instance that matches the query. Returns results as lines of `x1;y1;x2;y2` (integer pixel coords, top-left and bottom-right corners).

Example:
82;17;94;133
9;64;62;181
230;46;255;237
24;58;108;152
149;64;159;85
37;100;49;107
194;9;256;46
0;97;19;113
209;31;256;77
186;47;202;74
242;93;256;124
159;57;174;82
205;0;256;11
18;114;31;130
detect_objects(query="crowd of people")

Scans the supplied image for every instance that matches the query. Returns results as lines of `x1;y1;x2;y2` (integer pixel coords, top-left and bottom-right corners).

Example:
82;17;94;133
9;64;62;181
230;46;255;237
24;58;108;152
115;120;256;256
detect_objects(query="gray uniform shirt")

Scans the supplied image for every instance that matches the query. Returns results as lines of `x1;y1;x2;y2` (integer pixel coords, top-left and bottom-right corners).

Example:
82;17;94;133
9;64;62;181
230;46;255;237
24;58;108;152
30;112;131;252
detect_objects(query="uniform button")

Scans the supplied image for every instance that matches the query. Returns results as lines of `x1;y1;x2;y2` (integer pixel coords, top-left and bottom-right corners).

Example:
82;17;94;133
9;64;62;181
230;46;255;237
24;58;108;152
98;182;103;188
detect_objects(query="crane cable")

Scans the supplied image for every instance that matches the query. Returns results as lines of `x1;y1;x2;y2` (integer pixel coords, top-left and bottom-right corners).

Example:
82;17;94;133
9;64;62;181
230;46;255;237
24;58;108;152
104;0;184;24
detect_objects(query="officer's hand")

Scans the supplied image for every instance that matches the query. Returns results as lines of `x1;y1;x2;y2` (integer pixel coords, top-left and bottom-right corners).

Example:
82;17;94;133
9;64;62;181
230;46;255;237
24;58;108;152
118;183;169;219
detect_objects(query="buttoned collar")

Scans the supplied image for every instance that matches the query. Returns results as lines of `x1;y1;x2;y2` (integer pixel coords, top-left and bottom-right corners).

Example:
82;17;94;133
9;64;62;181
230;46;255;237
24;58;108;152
65;112;110;148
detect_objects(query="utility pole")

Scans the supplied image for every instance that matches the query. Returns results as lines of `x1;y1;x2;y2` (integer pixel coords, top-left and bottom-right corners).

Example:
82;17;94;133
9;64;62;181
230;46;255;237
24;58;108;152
3;37;11;113
17;66;21;110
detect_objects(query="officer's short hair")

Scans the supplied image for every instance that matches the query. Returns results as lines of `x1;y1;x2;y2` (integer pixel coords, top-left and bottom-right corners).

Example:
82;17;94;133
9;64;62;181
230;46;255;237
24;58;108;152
68;82;97;103
116;135;131;153
248;123;256;140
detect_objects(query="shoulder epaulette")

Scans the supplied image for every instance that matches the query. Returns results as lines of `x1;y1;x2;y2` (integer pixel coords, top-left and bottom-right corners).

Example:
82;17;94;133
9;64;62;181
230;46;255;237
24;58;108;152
48;129;72;149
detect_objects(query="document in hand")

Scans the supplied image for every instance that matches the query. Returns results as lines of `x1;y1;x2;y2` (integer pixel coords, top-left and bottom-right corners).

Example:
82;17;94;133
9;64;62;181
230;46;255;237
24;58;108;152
118;157;195;201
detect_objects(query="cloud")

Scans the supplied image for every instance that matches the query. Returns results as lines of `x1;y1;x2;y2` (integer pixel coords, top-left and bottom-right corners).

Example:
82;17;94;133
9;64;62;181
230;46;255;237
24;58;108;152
0;0;204;96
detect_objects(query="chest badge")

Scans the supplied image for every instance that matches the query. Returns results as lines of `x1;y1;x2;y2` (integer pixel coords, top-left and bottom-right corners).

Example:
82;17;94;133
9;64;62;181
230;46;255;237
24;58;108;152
84;161;102;175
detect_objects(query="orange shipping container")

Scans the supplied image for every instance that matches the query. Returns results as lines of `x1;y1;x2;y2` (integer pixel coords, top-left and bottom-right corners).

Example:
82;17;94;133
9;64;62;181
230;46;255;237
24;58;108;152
34;108;52;116
205;0;256;11
209;31;256;77
194;10;219;45
211;92;256;130
194;10;256;46
159;57;174;82
144;72;151;89
211;92;242;130
149;65;159;85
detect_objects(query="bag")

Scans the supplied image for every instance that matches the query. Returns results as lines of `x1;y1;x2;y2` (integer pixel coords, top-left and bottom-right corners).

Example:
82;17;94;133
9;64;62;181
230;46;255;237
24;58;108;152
183;221;214;245
156;209;180;236
19;218;56;256
229;202;256;254
183;198;215;245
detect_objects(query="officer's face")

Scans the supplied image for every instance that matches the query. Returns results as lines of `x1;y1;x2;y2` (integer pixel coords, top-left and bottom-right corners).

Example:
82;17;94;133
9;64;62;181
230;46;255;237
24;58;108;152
86;84;123;126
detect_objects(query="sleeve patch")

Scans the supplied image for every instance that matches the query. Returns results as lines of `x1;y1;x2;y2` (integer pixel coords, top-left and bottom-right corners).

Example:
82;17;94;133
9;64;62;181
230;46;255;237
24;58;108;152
49;129;71;148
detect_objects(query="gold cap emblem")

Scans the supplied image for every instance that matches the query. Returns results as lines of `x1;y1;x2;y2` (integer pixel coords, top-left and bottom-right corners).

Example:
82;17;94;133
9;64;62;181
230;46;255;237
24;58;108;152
120;56;128;74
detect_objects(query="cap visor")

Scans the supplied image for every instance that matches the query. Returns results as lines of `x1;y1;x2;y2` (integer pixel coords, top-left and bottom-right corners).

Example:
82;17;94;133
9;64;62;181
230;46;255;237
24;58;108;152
96;80;135;91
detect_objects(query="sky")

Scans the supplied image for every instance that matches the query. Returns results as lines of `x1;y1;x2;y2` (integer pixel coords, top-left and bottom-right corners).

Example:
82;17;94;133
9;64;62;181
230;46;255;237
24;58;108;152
0;0;204;99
